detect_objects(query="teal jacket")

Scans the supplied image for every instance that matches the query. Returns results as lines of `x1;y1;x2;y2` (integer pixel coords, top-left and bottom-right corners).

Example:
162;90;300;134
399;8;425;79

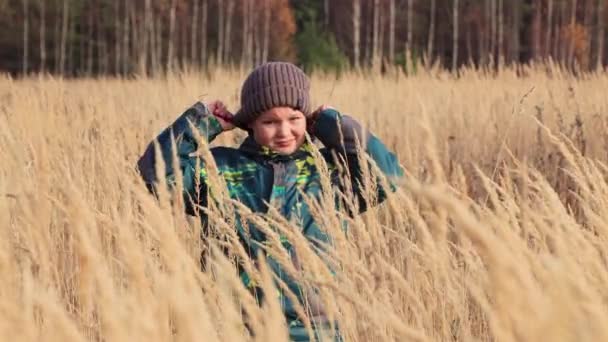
137;102;403;335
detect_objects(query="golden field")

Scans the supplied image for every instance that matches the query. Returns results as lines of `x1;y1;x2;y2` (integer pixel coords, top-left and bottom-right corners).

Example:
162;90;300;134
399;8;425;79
2;65;608;341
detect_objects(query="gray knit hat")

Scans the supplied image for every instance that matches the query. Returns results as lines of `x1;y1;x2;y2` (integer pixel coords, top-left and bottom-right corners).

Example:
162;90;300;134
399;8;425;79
233;62;311;128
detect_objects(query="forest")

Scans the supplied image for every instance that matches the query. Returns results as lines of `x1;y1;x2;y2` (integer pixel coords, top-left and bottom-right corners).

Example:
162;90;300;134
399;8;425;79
0;0;605;76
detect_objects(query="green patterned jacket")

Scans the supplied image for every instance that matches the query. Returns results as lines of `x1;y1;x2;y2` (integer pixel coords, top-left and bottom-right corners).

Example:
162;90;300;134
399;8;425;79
137;102;403;332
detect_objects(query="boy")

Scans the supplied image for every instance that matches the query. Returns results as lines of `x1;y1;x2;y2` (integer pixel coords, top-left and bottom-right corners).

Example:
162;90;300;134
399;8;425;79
137;62;403;341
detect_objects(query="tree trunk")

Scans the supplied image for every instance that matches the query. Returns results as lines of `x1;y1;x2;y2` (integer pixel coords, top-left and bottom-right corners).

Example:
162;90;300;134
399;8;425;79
559;0;568;63
598;0;605;69
253;8;261;65
180;16;188;69
159;12;166;71
568;0;578;68
253;1;260;64
483;0;491;66
406;0;414;67
490;0;496;65
497;0;504;65
139;0;152;75
262;0;270;63
531;0;542;61
115;0;121;74
59;0;69;76
67;14;74;75
546;0;554;59
151;14;159;73
364;2;372;66
148;14;156;75
466;19;473;63
554;0;564;59
388;0;395;64
353;0;361;68
378;1;384;67
22;0;29;75
584;0;593;31
250;0;256;65
511;0;521;63
98;15;108;75
168;0;177;70
584;0;594;69
241;0;250;67
97;14;102;74
123;0;130;74
132;3;142;74
201;0;208;67
191;0;199;64
372;0;380;68
39;0;46;73
241;0;255;66
87;3;94;75
217;0;224;65
53;8;60;73
223;0;235;64
427;0;436;65
252;11;262;65
479;9;485;65
78;19;85;75
453;0;459;72
148;0;155;74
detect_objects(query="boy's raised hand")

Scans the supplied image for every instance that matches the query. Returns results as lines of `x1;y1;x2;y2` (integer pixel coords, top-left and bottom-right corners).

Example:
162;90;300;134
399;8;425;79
307;104;334;135
208;100;235;131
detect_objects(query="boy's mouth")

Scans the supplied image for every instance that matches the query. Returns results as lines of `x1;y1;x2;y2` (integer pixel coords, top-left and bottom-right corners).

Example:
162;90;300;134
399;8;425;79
275;140;295;147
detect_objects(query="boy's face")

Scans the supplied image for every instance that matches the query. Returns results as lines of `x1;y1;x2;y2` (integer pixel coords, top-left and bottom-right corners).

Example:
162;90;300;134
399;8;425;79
249;107;307;155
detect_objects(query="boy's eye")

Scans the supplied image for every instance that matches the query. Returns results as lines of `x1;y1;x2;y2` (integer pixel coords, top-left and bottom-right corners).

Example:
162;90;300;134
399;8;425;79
289;117;301;121
262;120;275;125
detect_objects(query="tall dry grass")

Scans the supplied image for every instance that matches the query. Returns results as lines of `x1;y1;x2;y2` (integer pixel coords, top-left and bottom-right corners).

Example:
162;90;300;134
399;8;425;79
3;65;608;341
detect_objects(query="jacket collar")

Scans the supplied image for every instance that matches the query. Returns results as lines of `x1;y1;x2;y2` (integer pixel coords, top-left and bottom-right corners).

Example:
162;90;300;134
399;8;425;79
239;136;314;163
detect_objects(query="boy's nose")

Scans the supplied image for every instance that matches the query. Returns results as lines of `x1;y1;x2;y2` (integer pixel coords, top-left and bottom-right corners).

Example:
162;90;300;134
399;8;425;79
277;122;290;136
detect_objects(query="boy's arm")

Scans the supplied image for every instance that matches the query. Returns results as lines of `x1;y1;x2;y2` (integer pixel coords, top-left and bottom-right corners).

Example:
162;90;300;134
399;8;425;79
311;108;404;213
136;102;224;214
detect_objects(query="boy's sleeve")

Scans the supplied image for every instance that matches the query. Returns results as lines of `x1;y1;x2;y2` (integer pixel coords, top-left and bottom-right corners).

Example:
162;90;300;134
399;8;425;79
136;102;224;215
312;108;404;213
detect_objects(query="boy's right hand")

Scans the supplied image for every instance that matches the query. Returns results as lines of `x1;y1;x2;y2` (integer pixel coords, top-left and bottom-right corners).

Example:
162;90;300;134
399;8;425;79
208;100;235;131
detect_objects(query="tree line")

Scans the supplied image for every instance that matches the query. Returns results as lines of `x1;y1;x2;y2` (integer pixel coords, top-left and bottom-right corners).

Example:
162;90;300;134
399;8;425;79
1;0;606;76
